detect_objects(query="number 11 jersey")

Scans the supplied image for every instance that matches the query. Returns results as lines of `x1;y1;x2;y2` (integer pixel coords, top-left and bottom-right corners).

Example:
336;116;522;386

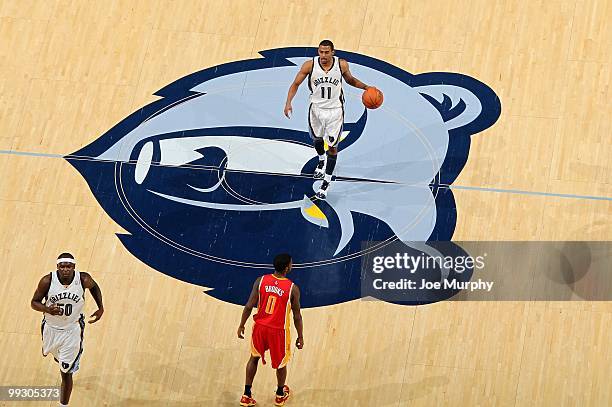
253;274;294;330
309;56;344;109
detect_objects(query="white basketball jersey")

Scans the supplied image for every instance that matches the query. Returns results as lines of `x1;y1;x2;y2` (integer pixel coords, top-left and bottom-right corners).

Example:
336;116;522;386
43;271;85;329
309;56;344;108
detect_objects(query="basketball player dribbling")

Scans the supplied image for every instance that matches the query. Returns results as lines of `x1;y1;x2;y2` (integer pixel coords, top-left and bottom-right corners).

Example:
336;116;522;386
237;253;303;406
30;253;104;407
284;39;372;199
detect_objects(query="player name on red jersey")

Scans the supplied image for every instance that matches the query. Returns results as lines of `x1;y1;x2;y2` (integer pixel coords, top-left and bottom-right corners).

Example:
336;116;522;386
265;285;285;296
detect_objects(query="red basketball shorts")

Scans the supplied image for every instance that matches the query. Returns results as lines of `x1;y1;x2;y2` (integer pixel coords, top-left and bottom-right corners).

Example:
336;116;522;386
251;323;291;369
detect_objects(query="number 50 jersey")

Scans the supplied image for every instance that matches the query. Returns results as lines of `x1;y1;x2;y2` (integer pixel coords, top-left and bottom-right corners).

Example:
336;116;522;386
253;274;294;330
43;270;85;329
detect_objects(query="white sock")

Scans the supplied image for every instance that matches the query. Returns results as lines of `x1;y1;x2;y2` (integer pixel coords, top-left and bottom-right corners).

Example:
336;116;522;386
324;174;332;183
318;154;325;161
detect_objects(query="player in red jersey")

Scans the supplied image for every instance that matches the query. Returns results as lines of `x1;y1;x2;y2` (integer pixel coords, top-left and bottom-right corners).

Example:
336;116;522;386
237;253;304;406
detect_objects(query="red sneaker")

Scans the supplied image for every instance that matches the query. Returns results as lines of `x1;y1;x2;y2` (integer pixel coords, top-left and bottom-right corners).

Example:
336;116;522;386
239;393;257;406
274;385;291;406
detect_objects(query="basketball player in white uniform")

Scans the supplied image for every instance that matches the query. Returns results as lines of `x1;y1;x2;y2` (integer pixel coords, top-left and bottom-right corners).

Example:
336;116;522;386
284;39;371;199
31;253;104;407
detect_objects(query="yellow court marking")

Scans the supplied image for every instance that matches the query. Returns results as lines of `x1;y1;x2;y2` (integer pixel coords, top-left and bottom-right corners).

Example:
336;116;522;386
304;202;327;220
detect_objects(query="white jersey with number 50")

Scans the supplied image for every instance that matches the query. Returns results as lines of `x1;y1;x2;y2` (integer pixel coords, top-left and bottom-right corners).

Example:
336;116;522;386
309;56;344;109
43;270;85;329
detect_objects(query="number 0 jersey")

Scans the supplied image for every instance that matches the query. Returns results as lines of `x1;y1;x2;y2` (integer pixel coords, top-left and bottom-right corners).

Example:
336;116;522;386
253;274;294;330
309;56;344;109
43;270;85;329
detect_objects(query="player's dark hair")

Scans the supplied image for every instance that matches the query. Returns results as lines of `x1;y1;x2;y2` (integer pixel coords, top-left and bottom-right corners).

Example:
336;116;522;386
319;39;334;50
57;252;74;259
273;253;292;273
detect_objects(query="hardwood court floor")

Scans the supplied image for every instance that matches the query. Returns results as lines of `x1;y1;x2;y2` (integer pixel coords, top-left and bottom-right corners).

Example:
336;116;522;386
0;0;610;406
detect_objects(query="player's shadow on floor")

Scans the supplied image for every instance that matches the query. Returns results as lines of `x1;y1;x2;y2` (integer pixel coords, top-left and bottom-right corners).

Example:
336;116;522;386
290;376;449;407
283;340;450;407
74;341;450;406
74;348;245;406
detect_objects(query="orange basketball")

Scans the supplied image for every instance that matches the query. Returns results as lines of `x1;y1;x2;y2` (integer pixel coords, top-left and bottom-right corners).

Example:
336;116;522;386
362;87;383;109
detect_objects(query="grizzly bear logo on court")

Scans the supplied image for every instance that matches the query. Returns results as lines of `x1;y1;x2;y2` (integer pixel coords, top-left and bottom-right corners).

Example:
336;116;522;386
68;47;501;307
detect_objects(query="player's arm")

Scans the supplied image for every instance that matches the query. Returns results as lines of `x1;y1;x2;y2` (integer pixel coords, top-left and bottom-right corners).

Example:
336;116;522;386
291;284;304;349
284;60;313;118
81;272;104;324
31;275;61;315
340;59;369;90
237;277;261;339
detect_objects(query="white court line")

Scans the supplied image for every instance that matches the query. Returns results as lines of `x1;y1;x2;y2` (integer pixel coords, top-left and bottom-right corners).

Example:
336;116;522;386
2;149;611;202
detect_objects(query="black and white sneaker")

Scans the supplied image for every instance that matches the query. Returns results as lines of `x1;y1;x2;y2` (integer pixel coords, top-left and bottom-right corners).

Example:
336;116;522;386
313;160;325;179
316;180;330;199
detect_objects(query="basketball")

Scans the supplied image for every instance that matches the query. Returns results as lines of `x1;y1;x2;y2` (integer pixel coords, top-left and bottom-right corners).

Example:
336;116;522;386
362;87;383;109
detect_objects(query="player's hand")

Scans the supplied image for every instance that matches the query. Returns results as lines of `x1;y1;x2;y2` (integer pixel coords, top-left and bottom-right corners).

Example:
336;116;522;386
284;103;292;118
296;336;304;349
46;304;63;316
237;325;245;339
88;308;104;324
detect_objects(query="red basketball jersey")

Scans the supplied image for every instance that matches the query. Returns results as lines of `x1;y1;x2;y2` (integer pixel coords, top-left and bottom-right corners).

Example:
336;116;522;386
253;274;294;330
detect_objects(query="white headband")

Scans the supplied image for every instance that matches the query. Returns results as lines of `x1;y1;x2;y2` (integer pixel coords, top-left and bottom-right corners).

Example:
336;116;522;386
57;258;76;264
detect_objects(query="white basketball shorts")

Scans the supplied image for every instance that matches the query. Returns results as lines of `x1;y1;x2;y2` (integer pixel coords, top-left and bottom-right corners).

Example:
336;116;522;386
41;316;85;374
308;104;344;147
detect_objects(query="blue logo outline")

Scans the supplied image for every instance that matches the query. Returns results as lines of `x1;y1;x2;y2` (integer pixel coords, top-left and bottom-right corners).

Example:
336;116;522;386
67;47;501;307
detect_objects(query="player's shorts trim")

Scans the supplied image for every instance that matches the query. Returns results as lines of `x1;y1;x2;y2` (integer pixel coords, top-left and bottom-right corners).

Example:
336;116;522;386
250;335;262;358
40;318;46;356
65;315;85;374
277;340;291;368
277;303;292;368
328;106;344;148
307;104;316;138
